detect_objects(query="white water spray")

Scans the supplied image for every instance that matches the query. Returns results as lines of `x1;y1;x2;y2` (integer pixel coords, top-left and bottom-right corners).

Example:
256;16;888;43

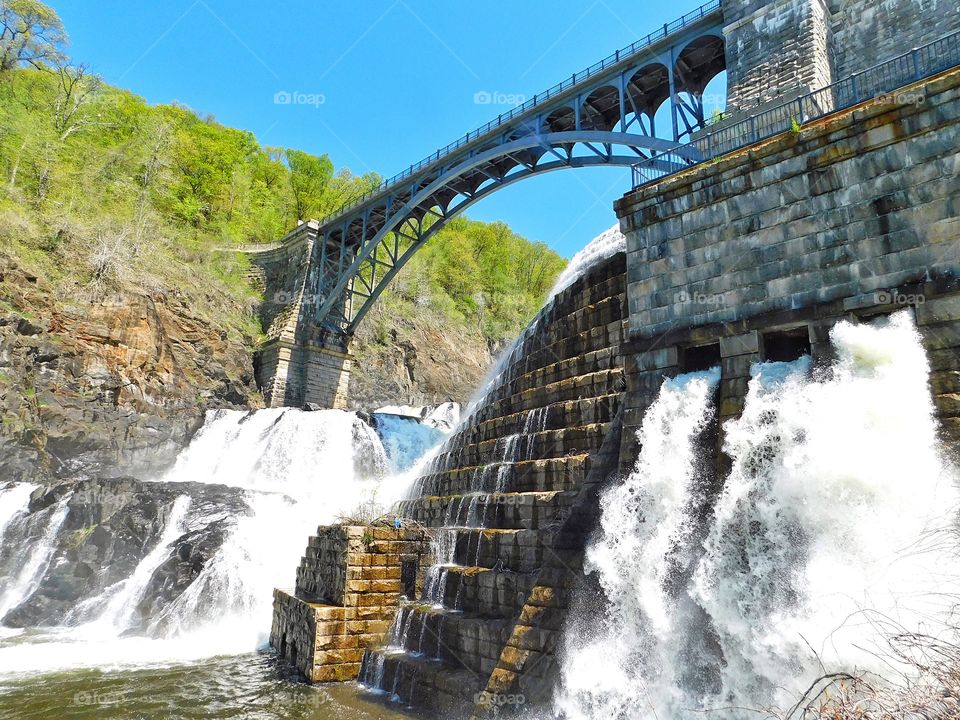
556;367;721;719
695;311;960;712
88;495;192;632
558;310;960;718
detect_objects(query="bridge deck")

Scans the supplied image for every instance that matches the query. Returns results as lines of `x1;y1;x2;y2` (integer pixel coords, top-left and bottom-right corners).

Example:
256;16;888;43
316;0;723;234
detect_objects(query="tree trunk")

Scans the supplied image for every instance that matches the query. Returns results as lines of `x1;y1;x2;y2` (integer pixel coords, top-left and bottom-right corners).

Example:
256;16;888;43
7;138;27;191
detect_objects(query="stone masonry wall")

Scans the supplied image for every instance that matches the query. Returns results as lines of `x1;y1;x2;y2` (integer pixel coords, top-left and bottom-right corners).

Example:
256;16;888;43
256;340;352;409
246;222;316;342
723;0;960;115
270;525;429;682
617;66;960;462
830;0;960;80
724;0;836;112
621;68;960;340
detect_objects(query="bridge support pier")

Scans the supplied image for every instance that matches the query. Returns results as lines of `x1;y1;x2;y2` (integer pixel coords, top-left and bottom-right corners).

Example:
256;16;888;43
256;338;352;410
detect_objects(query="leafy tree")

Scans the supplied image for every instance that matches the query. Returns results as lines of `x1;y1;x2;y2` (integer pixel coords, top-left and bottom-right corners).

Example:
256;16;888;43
284;148;333;221
0;0;66;73
167;114;257;226
0;46;565;348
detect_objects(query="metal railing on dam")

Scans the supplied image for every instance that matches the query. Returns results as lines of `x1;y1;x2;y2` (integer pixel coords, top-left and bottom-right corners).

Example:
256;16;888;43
632;28;960;187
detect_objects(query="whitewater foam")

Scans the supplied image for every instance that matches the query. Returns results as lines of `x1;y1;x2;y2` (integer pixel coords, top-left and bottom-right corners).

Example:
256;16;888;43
0;406;447;676
695;311;960;712
556;367;722;719
557;310;960;718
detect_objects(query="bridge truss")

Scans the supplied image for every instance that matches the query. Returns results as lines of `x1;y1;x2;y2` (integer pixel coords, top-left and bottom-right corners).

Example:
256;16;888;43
305;0;726;342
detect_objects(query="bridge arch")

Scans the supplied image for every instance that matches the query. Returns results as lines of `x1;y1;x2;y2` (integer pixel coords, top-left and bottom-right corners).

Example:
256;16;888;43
291;2;727;339
313;130;700;334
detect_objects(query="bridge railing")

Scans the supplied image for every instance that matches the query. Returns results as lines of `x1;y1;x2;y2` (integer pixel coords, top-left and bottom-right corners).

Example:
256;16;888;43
316;0;723;229
632;27;960;187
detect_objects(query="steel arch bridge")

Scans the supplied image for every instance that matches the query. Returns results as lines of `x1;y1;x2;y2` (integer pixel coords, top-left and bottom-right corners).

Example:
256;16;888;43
302;0;726;346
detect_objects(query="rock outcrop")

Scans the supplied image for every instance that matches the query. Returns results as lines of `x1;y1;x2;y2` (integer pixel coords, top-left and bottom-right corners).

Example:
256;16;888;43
0;477;249;628
349;305;503;411
0;253;258;483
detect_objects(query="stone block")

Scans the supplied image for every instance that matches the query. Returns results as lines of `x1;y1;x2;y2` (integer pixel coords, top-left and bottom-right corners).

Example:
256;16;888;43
917;295;960;325
632;347;679;372
719;331;760;357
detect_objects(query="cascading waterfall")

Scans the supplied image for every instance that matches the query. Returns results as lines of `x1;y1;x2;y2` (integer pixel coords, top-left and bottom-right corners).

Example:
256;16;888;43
556;367;722;719
0;493;73;623
393;225;625;526
423;529;456;606
65;495;192;627
139;409;390;644
557;310;960;718
0;406;444;677
368;400;558;689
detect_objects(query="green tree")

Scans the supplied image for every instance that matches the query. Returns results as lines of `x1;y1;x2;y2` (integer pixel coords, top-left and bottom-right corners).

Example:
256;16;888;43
0;0;66;73
167;114;256;227
284;148;333;221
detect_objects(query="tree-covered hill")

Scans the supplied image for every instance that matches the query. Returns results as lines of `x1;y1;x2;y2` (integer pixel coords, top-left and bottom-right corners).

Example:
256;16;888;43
0;0;566;477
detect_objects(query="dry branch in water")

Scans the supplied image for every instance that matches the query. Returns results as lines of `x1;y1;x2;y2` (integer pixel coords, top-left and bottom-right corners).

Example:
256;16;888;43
788;629;960;720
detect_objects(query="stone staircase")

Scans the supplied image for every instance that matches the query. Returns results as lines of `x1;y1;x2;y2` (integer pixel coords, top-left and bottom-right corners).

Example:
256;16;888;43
358;251;628;716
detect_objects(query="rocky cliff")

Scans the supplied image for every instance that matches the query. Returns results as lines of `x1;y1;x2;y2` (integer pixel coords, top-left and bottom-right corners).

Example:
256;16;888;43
0;253;258;484
348;303;504;411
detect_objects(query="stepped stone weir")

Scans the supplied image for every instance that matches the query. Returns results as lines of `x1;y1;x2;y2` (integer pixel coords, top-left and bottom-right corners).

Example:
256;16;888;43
270;525;431;682
269;250;629;713
357;253;629;715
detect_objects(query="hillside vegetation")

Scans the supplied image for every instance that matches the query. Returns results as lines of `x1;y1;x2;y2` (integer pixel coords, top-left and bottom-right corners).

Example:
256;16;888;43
0;0;566;472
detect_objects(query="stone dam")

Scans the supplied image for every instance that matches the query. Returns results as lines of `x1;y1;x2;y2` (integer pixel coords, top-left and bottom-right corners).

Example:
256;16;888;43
267;2;960;717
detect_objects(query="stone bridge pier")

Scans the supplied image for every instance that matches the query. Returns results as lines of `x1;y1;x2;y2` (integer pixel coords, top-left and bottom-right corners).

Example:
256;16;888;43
244;221;353;409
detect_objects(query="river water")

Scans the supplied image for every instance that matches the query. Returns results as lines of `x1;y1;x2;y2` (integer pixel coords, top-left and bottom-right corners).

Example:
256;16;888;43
0;648;412;719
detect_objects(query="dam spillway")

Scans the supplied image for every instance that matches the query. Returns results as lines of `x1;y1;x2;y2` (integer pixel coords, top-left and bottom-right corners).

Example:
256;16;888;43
271;240;630;715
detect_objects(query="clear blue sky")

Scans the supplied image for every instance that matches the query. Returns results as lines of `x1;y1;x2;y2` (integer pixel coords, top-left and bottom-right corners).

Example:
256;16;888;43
49;0;714;259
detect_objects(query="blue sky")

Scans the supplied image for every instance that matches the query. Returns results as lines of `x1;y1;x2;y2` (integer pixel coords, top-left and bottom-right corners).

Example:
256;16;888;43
50;0;714;258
